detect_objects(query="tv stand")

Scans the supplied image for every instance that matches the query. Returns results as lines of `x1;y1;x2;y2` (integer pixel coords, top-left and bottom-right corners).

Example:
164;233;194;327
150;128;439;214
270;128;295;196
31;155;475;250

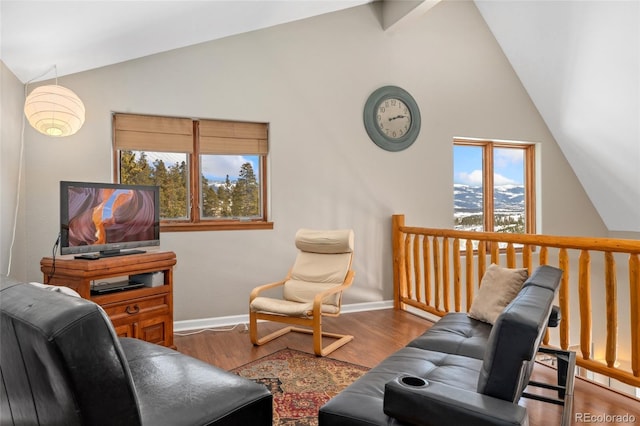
41;251;176;348
74;249;146;260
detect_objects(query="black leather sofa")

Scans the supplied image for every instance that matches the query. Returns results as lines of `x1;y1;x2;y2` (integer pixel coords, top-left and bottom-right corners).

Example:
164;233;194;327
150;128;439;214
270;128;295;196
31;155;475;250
319;265;563;426
0;277;272;426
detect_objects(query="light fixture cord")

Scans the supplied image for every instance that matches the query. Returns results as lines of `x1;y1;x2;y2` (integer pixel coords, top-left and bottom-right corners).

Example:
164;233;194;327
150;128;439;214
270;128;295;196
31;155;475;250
6;65;59;277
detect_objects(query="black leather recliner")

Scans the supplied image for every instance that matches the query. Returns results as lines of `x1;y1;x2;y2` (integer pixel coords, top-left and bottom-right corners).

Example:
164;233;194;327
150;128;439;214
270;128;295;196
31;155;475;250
0;277;272;426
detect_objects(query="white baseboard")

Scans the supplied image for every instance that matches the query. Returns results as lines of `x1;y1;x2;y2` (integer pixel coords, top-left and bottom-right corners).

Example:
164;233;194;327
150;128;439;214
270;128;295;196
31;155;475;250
173;300;394;332
403;305;441;323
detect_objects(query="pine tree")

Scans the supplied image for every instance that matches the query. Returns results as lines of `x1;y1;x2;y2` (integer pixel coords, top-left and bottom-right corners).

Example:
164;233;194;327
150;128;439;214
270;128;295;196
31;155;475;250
231;162;259;216
120;151;153;185
202;176;219;217
165;161;188;218
217;175;233;217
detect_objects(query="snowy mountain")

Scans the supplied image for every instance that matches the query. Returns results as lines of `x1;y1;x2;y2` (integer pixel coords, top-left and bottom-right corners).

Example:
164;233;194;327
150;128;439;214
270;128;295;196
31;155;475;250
454;184;524;214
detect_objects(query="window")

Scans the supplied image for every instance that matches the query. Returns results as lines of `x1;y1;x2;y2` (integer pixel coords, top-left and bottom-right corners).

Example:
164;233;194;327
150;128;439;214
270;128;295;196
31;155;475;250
453;138;535;235
113;113;272;231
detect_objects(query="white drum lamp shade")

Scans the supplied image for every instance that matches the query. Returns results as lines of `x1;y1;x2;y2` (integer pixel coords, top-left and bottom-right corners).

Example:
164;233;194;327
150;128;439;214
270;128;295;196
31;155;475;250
24;85;85;137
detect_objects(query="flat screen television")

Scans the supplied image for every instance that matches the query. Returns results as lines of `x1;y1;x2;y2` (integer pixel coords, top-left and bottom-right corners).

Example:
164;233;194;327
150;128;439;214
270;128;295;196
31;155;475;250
60;181;160;259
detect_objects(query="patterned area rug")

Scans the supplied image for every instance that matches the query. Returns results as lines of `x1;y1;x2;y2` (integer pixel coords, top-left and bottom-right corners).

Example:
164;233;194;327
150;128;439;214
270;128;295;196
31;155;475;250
231;348;369;426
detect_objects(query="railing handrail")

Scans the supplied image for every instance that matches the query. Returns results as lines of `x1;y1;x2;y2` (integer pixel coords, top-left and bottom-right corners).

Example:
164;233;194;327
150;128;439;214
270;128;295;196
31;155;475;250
392;214;640;389
400;225;640;253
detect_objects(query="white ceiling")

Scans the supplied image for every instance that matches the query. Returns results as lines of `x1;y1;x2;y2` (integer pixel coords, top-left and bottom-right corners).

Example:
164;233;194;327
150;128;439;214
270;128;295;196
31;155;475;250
0;0;371;83
1;0;638;233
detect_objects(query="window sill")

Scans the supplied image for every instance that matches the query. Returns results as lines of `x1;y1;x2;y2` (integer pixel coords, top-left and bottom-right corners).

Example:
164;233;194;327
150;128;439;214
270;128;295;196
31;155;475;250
161;221;274;232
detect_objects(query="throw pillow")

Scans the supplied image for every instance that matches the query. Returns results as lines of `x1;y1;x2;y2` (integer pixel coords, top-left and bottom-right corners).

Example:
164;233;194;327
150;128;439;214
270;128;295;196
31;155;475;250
468;263;528;324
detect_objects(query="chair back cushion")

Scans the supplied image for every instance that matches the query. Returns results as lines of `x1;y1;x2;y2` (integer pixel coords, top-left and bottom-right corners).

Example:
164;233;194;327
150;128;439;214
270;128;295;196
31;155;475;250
284;229;354;307
294;229;354;254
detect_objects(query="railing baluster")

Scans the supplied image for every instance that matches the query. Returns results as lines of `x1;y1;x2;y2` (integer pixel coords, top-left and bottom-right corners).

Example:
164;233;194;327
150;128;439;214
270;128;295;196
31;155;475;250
443;237;450;312
391;215;404;310
539;246;548;265
424;236;431;306
491;241;499;265
523;244;532;271
630;254;640;377
453;238;461;312
559;248;570;350
544;244;551;345
413;235;421;303
604;252;617;368
404;234;413;300
433;237;441;311
506;242;516;267
478;242;486;287
579;250;592;360
540;245;550;348
465;239;474;311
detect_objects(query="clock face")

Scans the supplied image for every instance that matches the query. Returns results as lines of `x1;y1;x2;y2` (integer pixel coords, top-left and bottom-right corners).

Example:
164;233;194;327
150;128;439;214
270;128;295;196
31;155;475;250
363;86;421;152
376;98;412;139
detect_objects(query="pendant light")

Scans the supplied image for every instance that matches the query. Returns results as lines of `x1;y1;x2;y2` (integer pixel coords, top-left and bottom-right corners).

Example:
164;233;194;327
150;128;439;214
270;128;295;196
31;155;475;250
23;67;85;137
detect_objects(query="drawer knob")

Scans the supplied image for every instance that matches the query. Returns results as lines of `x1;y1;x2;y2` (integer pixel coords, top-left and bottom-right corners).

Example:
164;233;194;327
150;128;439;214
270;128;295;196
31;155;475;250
126;304;140;315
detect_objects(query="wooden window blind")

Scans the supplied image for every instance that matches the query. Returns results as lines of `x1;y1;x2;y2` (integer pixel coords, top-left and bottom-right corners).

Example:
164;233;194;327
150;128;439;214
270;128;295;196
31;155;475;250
113;113;194;153
198;119;268;155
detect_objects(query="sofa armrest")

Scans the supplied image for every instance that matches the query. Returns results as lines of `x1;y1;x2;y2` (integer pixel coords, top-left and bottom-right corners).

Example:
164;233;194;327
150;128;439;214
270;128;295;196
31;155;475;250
383;376;528;426
119;337;272;426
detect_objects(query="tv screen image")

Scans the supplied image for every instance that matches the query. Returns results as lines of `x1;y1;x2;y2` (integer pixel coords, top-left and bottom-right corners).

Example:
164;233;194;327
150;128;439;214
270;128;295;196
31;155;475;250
60;181;160;258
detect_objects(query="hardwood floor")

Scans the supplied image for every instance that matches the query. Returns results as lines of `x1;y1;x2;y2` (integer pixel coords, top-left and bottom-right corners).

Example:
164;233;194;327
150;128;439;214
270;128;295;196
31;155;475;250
174;309;640;426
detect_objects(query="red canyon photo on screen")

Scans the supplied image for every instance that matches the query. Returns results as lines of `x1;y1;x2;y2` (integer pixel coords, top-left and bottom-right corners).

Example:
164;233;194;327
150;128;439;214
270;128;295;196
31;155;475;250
60;181;160;256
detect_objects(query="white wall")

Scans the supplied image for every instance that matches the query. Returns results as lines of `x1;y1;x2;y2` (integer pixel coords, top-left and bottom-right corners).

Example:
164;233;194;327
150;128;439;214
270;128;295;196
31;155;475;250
1;61;27;279
14;1;606;321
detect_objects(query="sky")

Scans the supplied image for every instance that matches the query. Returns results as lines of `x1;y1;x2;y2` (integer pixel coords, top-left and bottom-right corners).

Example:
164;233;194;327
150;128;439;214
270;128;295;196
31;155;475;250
453;145;524;186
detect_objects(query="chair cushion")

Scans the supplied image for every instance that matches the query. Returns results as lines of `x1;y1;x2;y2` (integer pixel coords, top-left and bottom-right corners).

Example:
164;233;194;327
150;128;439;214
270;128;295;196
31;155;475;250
290;252;352;284
407;312;491;359
287;251;352;307
250;296;339;317
295;229;354;254
468;264;528;324
283;280;344;308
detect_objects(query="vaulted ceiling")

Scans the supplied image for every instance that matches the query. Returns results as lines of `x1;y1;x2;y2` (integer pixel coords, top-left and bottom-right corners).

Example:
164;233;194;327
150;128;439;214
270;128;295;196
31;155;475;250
1;0;638;233
475;0;639;234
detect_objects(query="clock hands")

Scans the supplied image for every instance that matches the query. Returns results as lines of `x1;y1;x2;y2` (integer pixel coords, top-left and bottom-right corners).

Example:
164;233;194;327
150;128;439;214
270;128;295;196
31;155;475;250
388;115;407;121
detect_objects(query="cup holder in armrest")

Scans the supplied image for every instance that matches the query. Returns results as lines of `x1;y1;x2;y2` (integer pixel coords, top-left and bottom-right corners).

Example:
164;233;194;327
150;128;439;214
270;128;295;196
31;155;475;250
399;375;428;388
384;375;431;423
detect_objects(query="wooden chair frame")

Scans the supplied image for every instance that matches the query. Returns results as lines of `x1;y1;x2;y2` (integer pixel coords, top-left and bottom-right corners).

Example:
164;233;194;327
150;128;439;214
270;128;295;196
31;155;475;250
249;269;355;356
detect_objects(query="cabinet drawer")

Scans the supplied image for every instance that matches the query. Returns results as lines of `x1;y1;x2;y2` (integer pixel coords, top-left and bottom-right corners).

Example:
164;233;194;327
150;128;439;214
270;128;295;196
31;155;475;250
102;294;169;319
113;323;135;338
138;315;172;346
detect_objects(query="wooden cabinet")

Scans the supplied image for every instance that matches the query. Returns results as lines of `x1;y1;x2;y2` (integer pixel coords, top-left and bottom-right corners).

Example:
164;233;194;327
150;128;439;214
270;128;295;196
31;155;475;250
40;251;176;348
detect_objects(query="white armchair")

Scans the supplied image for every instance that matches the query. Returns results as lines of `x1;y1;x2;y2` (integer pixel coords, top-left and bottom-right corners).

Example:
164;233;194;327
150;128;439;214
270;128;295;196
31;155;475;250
249;229;355;356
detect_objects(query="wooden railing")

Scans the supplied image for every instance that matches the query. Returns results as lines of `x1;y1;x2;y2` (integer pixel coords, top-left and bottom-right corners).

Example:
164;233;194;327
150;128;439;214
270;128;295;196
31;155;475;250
392;214;640;387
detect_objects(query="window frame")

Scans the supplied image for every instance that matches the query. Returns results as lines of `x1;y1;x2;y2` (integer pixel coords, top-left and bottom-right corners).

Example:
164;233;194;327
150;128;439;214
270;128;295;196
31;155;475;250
453;138;536;235
113;113;273;232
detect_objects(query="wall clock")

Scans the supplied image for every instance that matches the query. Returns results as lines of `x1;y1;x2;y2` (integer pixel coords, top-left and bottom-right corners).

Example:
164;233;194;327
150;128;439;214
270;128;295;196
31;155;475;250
363;85;421;152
